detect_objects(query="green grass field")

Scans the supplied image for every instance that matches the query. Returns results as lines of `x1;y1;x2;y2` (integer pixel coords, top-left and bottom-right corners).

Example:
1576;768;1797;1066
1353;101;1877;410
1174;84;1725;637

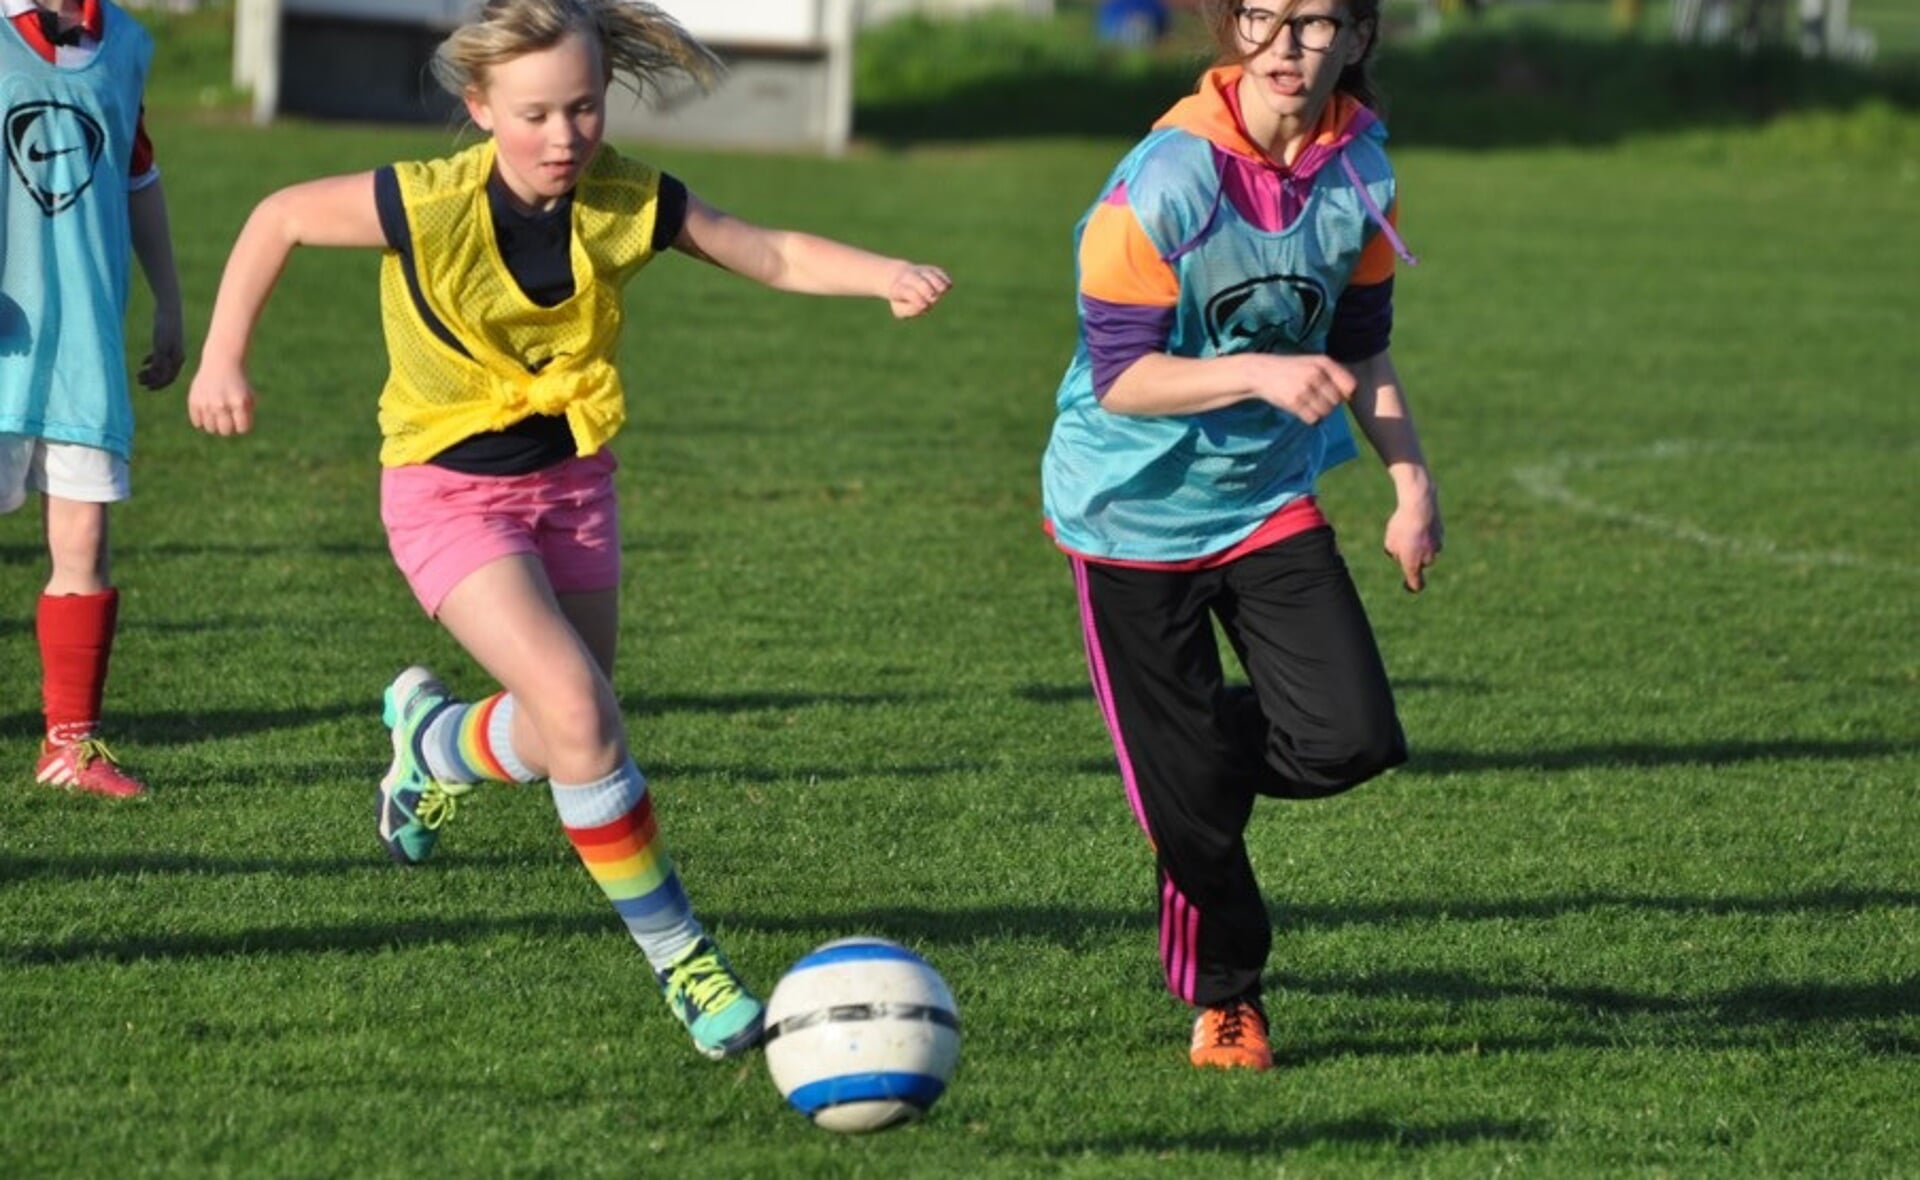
2;10;1916;1178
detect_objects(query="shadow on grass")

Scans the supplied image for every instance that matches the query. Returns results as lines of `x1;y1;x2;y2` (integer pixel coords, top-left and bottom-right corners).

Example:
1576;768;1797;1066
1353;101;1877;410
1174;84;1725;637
1017;676;1487;705
0;679;925;748
647;758;991;785
9;844;1900;934
1410;737;1913;773
1279;886;1919;931
633;689;926;716
0;849;563;885
857;28;1920;149
1270;969;1920;1063
5;708;1902;787
0;910;614;966
1059;1116;1550;1156
1061;736;1911;778
1016;683;1095;705
0;703;368;745
7;890;1913;1060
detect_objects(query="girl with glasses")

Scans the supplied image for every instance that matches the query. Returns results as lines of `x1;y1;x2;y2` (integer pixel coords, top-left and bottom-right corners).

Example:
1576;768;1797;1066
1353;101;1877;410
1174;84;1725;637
1039;0;1441;1070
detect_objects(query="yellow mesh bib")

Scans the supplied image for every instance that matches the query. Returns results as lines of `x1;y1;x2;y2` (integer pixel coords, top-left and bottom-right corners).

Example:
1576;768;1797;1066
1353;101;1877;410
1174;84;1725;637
376;140;662;467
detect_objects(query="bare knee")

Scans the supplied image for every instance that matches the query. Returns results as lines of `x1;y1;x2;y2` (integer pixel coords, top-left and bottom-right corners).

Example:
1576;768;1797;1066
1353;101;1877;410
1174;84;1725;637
43;498;110;594
524;679;624;774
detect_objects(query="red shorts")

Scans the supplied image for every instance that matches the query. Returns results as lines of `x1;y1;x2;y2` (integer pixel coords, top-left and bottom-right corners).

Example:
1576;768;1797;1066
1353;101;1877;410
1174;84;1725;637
380;451;621;616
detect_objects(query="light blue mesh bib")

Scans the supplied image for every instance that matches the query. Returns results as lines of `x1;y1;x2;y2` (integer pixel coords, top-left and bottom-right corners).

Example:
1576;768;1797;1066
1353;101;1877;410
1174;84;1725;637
1043;125;1396;562
0;5;151;457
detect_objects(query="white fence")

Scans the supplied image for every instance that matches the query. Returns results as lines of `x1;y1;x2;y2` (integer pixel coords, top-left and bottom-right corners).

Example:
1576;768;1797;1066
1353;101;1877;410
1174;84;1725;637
234;0;875;153
231;0;1060;153
632;0;857;153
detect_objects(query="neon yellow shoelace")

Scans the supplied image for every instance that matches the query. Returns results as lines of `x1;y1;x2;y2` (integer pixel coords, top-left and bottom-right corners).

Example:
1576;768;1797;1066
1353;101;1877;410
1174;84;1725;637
669;950;743;1012
415;780;474;829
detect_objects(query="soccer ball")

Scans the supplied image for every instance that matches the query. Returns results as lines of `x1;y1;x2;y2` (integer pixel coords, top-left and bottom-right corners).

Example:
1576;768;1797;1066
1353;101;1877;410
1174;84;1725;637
763;937;961;1133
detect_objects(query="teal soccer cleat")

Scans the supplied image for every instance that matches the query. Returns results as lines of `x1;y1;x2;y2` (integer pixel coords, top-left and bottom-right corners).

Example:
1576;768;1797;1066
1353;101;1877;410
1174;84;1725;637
376;666;469;866
657;937;766;1060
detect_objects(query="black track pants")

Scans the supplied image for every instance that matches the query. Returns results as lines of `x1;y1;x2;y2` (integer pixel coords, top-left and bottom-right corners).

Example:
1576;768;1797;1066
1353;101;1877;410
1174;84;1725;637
1069;526;1407;1007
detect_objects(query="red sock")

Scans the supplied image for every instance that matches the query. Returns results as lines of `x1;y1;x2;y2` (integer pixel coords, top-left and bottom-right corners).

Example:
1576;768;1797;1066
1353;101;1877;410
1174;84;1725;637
37;589;118;746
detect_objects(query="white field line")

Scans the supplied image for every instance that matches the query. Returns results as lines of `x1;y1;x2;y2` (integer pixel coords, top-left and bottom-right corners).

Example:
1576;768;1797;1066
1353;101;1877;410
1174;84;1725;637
1511;441;1919;576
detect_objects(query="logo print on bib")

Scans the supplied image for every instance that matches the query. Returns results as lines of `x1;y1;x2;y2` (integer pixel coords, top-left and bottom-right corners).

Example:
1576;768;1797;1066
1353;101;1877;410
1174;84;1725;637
6;101;106;216
1203;274;1329;355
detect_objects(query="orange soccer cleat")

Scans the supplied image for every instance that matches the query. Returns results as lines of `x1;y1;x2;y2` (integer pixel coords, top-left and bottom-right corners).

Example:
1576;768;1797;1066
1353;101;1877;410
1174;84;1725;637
1189;999;1273;1071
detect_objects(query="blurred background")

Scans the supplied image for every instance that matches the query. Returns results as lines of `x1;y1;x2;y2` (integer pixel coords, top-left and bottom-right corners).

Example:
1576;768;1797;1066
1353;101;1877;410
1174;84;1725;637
133;0;1920;153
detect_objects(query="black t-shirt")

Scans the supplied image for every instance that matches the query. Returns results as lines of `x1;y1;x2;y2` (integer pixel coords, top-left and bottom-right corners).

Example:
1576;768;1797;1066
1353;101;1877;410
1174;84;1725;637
373;164;689;474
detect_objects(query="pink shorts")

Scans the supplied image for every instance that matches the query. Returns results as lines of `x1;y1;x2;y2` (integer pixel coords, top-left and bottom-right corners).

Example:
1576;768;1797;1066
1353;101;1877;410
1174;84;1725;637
380;451;621;616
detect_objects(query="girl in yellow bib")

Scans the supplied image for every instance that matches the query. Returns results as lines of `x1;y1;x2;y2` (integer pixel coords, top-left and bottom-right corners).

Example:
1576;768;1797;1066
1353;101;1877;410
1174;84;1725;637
186;0;950;1062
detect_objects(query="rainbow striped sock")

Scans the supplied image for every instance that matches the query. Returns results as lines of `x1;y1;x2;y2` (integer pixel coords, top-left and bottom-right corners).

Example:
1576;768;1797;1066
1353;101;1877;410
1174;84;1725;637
419;692;535;783
551;760;703;971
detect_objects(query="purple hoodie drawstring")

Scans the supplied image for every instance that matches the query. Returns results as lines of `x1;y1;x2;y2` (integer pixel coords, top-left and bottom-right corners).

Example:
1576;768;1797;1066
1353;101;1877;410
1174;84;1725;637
1339;154;1418;265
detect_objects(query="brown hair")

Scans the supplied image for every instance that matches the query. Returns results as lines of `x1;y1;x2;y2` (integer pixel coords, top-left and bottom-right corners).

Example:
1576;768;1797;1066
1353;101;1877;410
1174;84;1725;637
431;0;722;107
1199;0;1383;112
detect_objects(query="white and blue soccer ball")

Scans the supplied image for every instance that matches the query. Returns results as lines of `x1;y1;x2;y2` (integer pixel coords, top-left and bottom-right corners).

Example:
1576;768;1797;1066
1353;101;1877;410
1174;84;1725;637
763;937;961;1133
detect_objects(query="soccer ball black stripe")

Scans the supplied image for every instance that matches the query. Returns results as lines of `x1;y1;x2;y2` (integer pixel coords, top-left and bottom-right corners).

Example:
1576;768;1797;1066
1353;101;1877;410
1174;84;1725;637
763;1001;961;1045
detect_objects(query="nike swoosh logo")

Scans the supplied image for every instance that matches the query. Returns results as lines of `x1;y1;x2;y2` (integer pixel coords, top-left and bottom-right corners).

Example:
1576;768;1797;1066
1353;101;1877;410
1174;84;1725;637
26;144;79;162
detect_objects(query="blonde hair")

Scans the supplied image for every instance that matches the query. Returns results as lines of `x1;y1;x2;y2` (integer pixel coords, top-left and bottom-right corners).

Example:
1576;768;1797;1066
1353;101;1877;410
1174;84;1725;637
431;0;723;107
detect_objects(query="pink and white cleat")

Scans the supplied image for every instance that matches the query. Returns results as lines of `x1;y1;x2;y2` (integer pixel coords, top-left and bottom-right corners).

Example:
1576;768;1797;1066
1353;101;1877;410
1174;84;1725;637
35;738;147;799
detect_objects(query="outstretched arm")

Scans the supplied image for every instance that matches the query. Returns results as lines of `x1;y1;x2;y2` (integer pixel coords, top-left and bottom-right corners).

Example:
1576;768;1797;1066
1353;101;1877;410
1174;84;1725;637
188;172;386;436
673;194;950;318
128;178;184;390
1346;348;1442;592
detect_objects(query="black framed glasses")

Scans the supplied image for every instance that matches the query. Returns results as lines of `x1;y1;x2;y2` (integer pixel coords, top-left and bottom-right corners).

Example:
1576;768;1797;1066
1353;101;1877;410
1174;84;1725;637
1235;7;1347;52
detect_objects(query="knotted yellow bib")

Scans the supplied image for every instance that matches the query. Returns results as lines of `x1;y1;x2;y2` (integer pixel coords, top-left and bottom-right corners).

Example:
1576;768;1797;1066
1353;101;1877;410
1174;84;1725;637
375;140;663;467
